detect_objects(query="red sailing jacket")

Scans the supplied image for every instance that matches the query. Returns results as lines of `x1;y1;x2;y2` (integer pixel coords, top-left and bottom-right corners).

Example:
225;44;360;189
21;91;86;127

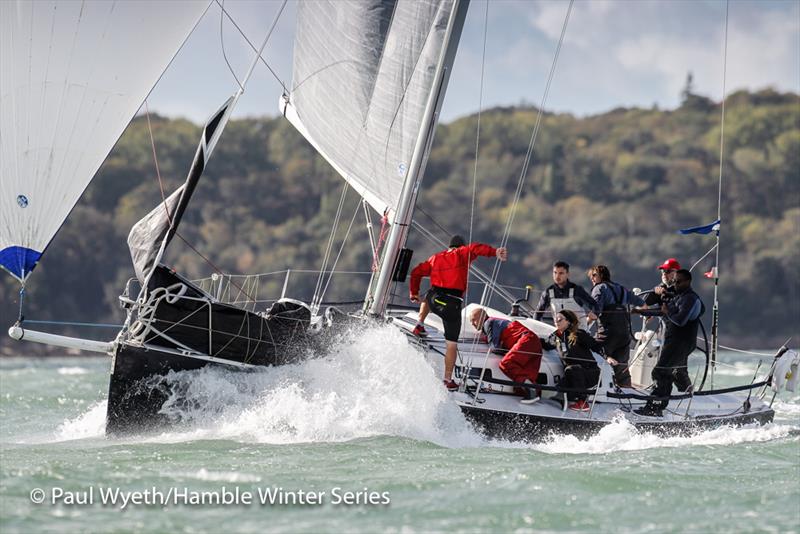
409;243;497;296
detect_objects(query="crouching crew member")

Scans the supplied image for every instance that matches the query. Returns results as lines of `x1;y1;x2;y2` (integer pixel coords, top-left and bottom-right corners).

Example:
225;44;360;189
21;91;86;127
542;310;603;411
409;235;507;390
469;307;542;403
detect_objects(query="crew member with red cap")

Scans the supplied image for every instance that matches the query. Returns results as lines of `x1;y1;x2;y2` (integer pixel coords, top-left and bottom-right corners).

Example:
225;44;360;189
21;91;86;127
644;258;682;306
409;235;507;390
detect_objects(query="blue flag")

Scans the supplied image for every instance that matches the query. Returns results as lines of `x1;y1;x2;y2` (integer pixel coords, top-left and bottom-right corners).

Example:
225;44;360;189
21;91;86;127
679;219;720;235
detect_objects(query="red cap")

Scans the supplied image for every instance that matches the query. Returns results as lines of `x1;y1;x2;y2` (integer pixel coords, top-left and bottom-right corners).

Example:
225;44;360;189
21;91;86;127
657;258;681;271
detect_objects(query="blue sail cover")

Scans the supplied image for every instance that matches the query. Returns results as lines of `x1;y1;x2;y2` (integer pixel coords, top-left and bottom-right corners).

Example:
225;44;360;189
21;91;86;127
0;1;208;282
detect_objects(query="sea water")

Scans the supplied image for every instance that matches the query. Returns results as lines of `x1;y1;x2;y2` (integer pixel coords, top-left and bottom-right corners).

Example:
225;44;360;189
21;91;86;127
1;325;798;533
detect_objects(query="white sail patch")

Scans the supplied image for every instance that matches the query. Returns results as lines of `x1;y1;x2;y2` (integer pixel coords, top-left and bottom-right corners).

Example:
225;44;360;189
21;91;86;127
0;0;209;281
284;0;455;217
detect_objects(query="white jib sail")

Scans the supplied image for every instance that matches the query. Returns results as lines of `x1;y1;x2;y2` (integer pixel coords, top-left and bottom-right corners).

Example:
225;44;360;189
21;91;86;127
0;0;209;282
283;0;456;220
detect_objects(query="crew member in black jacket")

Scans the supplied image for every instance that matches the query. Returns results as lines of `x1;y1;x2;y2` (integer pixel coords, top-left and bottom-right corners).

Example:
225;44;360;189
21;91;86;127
541;309;604;411
635;269;705;417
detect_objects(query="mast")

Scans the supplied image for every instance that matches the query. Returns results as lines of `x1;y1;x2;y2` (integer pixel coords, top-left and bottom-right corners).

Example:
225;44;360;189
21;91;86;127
366;0;470;317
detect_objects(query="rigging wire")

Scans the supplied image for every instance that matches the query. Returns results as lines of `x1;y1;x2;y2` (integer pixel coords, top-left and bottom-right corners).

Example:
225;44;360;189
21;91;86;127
464;0;492;387
482;0;574;307
416;206;455;239
143;101;173;224
466;0;490;296
136;2;293;307
219;0;243;90
689;243;718;272
312;182;351;313
317;199;364;310
213;0;288;94
142;102;258;303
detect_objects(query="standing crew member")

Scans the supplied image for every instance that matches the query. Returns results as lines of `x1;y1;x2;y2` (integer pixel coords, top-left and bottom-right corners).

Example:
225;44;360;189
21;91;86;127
643;258;682;307
533;261;598;330
635;269;705;417
409;235;507;390
588;265;643;388
469;307;542;403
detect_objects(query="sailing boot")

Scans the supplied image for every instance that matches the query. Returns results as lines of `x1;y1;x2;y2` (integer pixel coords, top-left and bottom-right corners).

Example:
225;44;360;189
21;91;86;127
634;402;663;417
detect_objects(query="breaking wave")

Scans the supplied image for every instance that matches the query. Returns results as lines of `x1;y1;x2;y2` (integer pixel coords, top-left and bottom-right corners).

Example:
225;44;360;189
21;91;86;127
526;414;797;455
56;401;107;441
111;325;484;447
50;326;799;451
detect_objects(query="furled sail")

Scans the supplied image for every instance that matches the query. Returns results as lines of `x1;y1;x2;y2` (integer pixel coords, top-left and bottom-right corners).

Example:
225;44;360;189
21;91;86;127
0;0;209;282
128;97;233;284
283;0;457;219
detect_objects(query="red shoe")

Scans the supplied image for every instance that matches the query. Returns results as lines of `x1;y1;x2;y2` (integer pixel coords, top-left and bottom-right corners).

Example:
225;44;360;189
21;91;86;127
443;379;459;391
411;324;427;337
568;399;590;411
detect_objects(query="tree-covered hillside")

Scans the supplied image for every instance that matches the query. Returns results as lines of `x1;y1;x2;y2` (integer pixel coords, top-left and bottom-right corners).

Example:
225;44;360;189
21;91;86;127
1;89;797;351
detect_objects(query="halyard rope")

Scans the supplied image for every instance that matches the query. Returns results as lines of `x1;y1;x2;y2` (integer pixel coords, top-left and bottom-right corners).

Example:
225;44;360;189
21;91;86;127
482;0;574;307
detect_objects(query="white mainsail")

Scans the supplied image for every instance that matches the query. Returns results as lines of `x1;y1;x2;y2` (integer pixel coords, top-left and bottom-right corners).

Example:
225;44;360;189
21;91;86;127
283;0;458;220
0;0;209;282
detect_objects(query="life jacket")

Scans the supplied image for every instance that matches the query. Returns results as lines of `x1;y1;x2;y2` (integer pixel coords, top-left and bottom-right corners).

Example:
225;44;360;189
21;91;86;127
549;287;589;330
597;282;629;338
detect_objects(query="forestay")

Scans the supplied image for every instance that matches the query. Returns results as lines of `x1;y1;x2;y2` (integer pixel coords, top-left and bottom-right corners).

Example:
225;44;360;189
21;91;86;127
283;0;456;220
0;0;209;282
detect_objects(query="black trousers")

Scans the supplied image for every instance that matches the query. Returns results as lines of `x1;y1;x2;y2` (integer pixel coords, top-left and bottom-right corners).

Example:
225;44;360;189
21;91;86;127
650;341;693;408
603;334;631;387
562;365;600;402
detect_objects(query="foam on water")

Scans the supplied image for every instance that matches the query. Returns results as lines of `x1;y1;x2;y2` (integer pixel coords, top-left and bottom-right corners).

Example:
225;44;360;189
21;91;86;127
170;468;262;483
56;366;90;375
56;401;107;441
47;328;799;451
122;324;486;448
713;360;765;377
528;415;797;455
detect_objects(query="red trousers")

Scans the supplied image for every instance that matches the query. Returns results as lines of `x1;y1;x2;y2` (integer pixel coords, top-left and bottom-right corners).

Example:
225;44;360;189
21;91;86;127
498;333;542;385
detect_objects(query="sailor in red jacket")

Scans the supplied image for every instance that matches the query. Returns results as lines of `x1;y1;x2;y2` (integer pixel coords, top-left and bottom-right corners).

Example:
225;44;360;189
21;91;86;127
409;235;507;390
469;307;542;402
